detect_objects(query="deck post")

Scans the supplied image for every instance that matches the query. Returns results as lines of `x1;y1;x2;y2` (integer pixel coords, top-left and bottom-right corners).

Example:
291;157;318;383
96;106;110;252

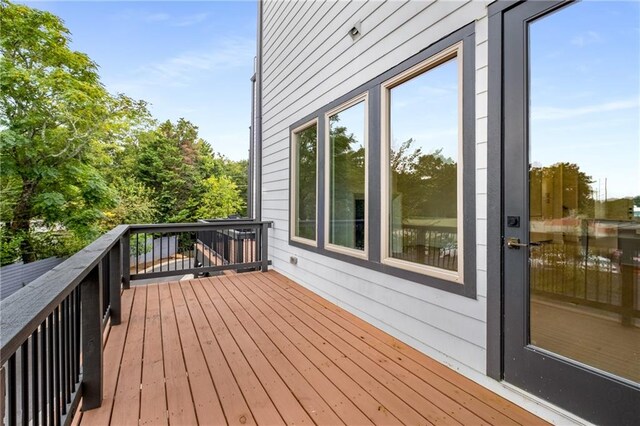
122;231;131;289
261;222;269;272
109;240;122;325
81;264;103;410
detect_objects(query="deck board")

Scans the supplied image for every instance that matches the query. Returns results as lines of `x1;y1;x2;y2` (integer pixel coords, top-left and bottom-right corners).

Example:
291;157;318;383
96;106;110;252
79;271;548;426
110;286;146;426
158;283;199;425
223;274;374;426
260;272;544;426
180;281;256;426
189;279;284;425
170;282;227;424
139;285;168;426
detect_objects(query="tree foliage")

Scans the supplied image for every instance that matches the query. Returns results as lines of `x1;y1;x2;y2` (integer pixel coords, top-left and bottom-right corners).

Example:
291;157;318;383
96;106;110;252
0;1;248;264
391;140;457;219
0;0;149;262
197;176;245;219
129;119;245;223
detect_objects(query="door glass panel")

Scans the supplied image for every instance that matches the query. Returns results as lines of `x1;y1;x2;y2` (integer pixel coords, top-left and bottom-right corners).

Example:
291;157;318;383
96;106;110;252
529;1;640;383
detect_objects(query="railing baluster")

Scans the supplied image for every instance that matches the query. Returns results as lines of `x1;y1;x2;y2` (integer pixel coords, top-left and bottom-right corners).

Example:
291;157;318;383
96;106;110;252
40;319;47;426
136;232;140;275
151;235;155;273
75;287;81;385
20;340;28;426
8;353;17;426
123;232;131;289
69;289;76;393
60;301;67;415
47;313;54;425
32;329;39;426
53;307;60;426
65;296;72;404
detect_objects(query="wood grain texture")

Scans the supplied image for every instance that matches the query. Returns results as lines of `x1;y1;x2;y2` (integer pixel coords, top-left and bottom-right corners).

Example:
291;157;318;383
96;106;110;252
79;272;546;426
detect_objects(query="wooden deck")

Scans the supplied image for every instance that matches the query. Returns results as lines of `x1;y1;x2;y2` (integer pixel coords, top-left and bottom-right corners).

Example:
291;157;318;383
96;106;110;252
77;271;546;425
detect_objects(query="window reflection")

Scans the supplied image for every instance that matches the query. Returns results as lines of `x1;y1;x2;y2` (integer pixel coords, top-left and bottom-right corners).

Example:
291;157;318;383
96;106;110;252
293;124;317;241
529;0;640;383
388;58;459;272
328;101;366;251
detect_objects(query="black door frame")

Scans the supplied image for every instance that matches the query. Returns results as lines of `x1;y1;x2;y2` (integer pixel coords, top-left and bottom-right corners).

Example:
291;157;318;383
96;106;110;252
487;1;639;424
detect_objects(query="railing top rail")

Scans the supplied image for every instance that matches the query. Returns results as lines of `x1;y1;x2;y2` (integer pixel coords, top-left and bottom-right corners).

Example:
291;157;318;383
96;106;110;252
130;221;273;233
0;225;129;364
198;217;254;223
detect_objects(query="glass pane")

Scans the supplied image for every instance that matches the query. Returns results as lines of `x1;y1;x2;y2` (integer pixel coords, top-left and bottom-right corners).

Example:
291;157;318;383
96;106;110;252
529;1;640;383
388;58;459;271
328;101;366;251
294;124;317;240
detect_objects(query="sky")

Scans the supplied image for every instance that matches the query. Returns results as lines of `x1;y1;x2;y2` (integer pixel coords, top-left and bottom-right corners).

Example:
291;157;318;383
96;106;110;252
22;0;257;161
387;0;639;200
529;0;639;200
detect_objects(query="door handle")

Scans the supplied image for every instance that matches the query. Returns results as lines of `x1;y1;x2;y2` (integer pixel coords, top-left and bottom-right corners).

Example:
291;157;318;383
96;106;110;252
506;237;529;249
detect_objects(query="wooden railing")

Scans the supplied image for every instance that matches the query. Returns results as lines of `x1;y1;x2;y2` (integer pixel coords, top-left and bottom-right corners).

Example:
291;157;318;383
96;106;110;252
0;220;272;425
530;241;639;324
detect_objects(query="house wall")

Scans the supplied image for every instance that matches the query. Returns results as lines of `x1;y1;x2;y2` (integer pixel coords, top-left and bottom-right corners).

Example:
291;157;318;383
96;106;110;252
0;257;65;300
261;0;491;377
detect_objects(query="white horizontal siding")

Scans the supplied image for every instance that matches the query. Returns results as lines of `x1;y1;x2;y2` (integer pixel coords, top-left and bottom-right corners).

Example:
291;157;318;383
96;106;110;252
261;0;490;376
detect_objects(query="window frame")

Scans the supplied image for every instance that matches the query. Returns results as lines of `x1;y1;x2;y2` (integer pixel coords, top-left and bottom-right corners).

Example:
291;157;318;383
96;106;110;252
286;23;476;298
324;93;370;259
290;118;319;247
380;41;465;284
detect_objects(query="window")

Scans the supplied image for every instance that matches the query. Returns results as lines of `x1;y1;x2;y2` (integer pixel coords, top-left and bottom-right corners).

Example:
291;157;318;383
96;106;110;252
288;24;475;296
291;120;318;244
325;95;368;257
381;42;463;283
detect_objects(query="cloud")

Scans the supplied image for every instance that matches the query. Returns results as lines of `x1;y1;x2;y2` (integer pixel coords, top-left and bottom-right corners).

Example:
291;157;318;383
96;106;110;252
143;12;170;23
171;13;209;27
114;37;255;89
532;98;639;121
112;10;208;27
418;84;457;97
570;31;603;47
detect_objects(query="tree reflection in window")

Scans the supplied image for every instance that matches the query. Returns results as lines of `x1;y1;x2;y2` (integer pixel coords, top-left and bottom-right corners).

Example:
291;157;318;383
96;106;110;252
387;56;460;272
329;102;366;251
294;124;317;241
389;138;458;270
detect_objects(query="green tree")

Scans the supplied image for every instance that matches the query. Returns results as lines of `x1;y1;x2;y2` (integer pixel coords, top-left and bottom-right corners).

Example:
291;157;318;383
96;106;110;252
0;0;147;262
212;155;249;216
128;119;247;223
101;178;158;229
133;119;215;222
196;176;245;219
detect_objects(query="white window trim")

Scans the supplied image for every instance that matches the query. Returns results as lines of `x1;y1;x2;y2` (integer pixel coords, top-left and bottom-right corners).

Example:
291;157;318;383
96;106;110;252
324;93;369;260
290;118;319;247
380;42;465;284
